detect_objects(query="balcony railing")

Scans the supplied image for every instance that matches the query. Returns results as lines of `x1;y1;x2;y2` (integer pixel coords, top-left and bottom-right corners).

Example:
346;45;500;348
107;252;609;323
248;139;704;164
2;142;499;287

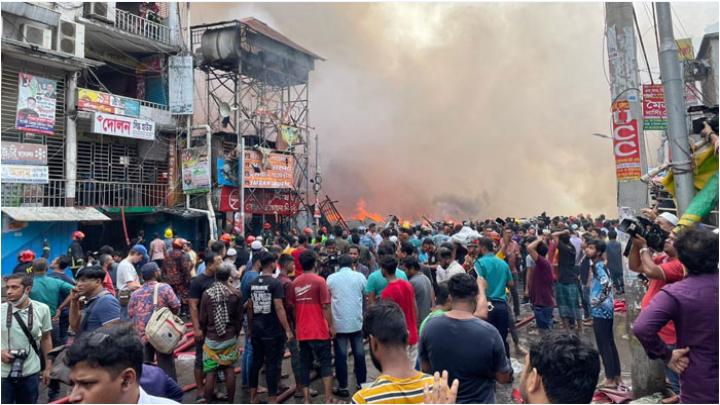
76;180;168;208
115;9;171;45
1;180;66;208
1;180;169;208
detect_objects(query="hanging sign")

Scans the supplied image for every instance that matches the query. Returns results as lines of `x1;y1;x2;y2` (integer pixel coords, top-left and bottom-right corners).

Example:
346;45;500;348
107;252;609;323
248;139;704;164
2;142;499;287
676;38;695;62
168;55;193;114
642;84;667;130
611;103;642;181
15;73;57;135
91;112;155;141
1;143;47;165
1;165;49;184
181;146;210;193
77;88;140;117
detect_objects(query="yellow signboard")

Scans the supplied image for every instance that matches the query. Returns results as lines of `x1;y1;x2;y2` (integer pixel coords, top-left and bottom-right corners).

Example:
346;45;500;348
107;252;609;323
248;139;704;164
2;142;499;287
676;38;695;62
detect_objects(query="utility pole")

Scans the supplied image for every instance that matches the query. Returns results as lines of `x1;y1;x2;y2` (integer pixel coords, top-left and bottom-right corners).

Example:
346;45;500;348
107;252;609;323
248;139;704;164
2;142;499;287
655;3;695;215
65;72;78;207
605;2;665;398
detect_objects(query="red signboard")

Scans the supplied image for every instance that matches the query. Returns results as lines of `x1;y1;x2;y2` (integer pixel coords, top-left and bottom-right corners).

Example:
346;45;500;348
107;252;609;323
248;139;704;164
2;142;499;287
611;105;642;181
219;187;301;215
642;84;667;130
642;85;667;118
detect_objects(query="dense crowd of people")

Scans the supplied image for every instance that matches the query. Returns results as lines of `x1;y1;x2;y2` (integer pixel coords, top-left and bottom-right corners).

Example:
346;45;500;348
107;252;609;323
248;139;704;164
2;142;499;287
1;211;717;404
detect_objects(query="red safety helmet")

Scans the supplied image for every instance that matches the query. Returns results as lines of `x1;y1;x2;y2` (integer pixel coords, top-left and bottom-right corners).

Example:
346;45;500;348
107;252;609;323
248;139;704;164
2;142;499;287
263;222;272;230
220;233;232;243
172;238;188;249
303;227;313;235
246;235;256;245
19;250;35;263
72;231;85;240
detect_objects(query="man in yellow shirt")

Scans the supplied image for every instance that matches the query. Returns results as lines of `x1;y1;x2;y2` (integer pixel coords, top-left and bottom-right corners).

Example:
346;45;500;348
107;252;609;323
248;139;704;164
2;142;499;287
352;301;435;404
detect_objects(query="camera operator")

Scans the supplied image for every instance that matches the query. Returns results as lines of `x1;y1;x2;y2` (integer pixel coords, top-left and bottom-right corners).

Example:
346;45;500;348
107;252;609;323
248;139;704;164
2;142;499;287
1;273;53;404
628;211;683;401
318;239;339;279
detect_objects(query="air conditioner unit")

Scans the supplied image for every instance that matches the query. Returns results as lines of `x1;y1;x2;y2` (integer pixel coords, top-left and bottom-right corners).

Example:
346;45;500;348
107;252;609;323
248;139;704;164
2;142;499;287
56;19;85;58
83;2;116;24
21;23;52;49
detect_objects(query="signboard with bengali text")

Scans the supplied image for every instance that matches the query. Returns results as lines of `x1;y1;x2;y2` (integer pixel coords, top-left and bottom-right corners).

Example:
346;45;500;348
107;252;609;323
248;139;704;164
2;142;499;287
611;102;642;181
642;84;667;130
219;187;301;215
1;143;47;165
181;146;210;193
90;112;155;141
15;73;56;135
1;164;49;184
243;150;295;189
78;88;140;117
168;55;193;114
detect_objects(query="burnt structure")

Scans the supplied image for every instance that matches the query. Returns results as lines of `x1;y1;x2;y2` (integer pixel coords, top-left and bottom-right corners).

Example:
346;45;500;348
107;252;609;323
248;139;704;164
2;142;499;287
191;18;323;232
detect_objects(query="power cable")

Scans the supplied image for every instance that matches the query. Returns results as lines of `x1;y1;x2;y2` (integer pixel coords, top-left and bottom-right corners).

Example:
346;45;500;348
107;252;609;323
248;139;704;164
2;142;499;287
651;3;661;56
632;4;655;85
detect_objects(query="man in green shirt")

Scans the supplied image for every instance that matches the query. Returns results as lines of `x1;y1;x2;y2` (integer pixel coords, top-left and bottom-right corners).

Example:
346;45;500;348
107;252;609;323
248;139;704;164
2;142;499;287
1;273;53;404
28;259;74;318
419;281;451;337
366;241;408;304
473;237;514;358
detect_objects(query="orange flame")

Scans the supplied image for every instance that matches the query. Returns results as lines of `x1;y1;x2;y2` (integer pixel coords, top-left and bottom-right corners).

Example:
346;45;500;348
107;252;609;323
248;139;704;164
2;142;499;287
352;199;383;223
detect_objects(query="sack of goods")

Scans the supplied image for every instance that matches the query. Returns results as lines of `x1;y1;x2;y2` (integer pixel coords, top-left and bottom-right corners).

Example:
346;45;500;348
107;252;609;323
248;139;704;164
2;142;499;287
145;285;185;354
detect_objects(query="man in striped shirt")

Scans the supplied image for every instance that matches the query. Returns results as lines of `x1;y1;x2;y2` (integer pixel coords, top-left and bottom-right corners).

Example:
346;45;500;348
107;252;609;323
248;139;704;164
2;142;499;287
352;301;435;404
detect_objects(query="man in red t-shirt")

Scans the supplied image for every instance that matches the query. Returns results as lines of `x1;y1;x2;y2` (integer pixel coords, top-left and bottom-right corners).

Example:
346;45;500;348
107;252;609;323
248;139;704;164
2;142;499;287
288;250;336;404
629;229;683;398
290;235;309;277
379;255;419;368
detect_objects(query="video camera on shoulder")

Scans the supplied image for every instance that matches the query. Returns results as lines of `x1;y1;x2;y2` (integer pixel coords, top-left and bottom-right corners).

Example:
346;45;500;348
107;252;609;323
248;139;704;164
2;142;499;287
690;105;718;134
618;216;669;256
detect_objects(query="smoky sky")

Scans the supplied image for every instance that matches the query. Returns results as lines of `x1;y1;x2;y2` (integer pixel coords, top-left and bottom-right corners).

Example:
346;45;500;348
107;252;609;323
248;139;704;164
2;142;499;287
193;2;718;220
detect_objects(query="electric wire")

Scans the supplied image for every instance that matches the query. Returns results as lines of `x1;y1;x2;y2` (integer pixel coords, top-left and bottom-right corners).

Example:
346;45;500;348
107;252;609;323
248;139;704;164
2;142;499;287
632;4;655;85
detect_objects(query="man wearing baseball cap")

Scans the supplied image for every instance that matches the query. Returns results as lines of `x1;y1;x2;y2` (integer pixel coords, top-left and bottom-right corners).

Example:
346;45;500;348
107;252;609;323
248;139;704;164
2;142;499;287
628;210;683;401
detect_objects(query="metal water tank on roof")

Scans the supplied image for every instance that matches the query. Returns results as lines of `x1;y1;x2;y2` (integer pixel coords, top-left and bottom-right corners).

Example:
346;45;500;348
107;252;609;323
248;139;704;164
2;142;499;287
200;26;243;67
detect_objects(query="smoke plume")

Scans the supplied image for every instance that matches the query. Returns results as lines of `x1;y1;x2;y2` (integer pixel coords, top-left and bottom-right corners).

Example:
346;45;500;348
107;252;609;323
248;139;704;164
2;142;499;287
193;2;718;220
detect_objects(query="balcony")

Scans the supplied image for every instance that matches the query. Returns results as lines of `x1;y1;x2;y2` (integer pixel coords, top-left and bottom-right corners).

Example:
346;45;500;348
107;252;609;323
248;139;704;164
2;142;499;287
1;180;169;208
114;9;171;45
80;9;180;56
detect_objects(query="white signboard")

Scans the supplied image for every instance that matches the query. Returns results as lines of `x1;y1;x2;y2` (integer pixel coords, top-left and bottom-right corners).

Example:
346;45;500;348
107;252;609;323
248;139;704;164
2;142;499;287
1;164;49;184
168;55;193;115
91;112;155;141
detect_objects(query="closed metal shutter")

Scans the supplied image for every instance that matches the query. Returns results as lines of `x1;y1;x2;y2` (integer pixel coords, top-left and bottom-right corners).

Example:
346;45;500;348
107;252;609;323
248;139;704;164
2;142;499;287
1;60;67;207
1;61;67;179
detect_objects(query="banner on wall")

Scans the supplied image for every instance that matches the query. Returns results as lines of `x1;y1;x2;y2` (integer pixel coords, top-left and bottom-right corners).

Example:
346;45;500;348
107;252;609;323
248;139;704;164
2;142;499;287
181;146;210;193
243;150;295;189
15;73;57;135
77;88;141;117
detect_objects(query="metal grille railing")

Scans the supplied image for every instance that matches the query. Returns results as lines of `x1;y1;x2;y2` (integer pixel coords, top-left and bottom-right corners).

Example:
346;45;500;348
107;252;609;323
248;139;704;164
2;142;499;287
1;180;66;207
75;180;168;207
115;9;171;44
1;180;168;208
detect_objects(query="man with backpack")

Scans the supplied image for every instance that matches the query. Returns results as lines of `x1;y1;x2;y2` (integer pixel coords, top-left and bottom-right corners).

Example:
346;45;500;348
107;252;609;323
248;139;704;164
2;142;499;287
128;263;181;380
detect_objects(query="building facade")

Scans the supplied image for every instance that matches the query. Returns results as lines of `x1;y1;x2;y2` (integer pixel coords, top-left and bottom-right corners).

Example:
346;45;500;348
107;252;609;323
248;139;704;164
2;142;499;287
1;2;194;273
